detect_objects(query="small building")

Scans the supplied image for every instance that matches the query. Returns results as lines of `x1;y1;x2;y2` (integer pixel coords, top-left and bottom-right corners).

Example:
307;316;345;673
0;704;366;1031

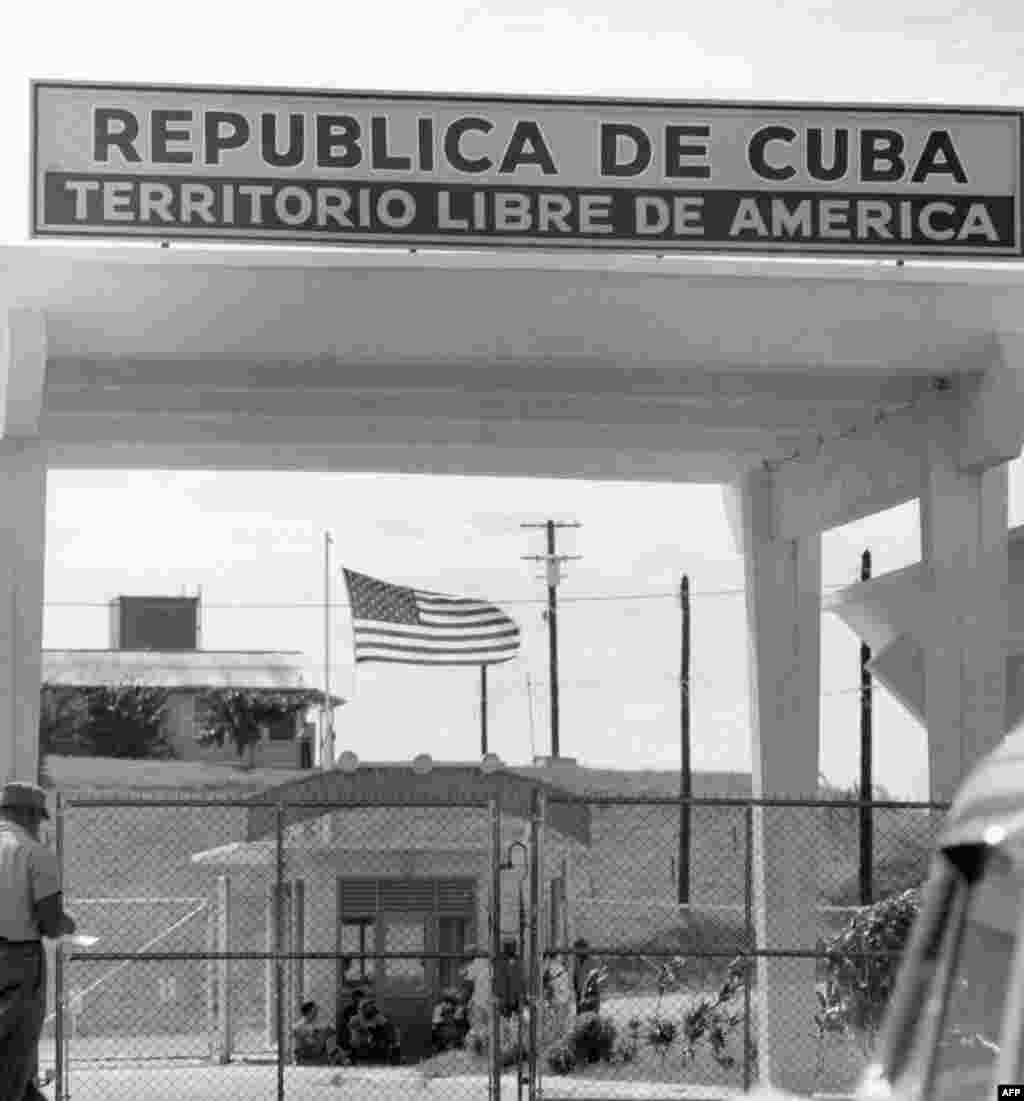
43;593;341;769
190;762;591;1059
43;648;336;768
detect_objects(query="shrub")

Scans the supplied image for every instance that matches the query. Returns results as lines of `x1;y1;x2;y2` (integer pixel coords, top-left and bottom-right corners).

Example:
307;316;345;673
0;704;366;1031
464;1020;522;1067
466;1027;487;1056
546;1041;576;1075
80;683;175;759
822;886;922;1042
569;1012;617;1064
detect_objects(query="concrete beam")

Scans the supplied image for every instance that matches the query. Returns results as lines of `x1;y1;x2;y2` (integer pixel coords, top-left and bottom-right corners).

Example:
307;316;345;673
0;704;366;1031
43;437;750;485
0;310;46;439
958;335;1024;472
762;356;1024;542
767;405;933;542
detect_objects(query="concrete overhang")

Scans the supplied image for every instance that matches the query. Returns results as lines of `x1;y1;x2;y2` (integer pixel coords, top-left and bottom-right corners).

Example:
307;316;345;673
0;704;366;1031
2;244;1023;486
827;524;1024;734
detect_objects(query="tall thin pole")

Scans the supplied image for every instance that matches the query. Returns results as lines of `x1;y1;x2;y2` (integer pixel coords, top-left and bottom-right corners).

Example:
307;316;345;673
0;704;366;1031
323;532;334;769
677;575;692;905
480;664;489;757
545;521;560;758
859;549;874;906
526;674;537;760
521;521;580;761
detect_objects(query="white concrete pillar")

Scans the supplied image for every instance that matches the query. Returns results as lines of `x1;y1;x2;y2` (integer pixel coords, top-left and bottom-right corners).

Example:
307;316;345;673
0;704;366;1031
737;470;822;1095
921;438;1009;802
0;439;48;784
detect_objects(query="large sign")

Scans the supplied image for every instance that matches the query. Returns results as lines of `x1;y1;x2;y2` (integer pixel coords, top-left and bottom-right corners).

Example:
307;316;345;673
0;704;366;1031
32;81;1024;258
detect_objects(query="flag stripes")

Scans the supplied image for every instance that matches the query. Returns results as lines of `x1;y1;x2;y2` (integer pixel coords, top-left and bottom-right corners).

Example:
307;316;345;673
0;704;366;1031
343;568;522;666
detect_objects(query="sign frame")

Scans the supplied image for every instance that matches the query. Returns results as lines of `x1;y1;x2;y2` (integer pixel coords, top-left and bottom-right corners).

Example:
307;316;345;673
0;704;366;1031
31;79;1024;260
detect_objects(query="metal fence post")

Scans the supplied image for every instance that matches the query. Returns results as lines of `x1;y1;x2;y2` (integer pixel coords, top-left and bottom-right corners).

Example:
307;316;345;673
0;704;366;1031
205;895;217;1062
54;794;65;1101
743;801;754;1092
275;802;286;1101
490;795;502;1101
216;874;232;1064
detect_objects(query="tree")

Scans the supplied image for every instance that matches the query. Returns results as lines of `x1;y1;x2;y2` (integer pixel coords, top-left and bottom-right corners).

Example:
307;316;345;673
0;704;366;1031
80;682;176;759
194;688;321;766
39;683;90;756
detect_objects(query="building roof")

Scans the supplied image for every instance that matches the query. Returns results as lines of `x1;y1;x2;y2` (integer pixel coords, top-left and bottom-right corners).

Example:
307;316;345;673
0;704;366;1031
512;762;752;799
194;805;544;866
242;760;753;849
244;763;592;847
43;649;341;699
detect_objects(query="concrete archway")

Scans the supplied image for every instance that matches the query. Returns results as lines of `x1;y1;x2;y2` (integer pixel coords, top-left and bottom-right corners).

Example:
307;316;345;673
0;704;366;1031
5;244;1024;1091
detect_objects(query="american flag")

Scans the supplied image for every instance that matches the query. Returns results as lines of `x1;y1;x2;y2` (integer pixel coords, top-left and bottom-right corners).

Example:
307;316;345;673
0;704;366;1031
343;568;521;666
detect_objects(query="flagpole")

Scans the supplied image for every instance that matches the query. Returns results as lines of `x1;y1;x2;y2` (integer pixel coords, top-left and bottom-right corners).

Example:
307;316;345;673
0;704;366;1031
323;532;334;769
480;664;489;757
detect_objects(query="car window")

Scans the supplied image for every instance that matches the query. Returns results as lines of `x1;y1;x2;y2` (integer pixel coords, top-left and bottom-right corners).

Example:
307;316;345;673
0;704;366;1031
897;848;1022;1101
875;859;963;1087
928;849;1020;1101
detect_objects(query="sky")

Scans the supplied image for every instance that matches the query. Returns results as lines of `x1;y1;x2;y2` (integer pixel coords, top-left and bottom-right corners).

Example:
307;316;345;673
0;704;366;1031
5;0;1024;797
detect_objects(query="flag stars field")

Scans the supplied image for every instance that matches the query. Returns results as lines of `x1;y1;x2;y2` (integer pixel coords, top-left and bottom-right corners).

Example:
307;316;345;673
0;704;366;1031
343;568;522;666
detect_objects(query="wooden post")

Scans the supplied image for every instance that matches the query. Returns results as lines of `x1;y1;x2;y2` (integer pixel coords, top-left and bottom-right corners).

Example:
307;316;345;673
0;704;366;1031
489;796;502;1101
481;665;489;757
858;550;874;906
677;574;692;905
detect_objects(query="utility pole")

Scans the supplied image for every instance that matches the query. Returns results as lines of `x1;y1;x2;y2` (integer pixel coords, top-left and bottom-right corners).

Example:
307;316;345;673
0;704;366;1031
322;531;335;769
859;549;874;905
677;575;692;905
480;665;489;757
521;521;581;760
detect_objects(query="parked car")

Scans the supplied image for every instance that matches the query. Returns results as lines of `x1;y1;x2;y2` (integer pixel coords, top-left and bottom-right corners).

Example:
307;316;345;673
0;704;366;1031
750;727;1024;1101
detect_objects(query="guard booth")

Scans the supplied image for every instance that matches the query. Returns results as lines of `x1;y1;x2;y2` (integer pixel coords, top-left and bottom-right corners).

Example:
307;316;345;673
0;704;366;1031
8;81;1024;1095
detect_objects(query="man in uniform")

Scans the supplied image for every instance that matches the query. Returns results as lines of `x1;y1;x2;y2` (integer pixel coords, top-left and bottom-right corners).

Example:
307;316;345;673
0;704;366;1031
0;781;76;1100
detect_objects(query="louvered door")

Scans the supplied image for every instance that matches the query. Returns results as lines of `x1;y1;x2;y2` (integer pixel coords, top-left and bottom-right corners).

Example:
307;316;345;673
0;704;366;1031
336;877;477;1060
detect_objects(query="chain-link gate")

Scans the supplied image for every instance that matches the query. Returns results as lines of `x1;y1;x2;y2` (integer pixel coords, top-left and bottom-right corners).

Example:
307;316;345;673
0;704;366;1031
51;789;558;1101
50;787;948;1100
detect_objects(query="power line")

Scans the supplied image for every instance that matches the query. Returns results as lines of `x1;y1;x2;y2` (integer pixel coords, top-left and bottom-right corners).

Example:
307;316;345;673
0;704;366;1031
40;580;851;610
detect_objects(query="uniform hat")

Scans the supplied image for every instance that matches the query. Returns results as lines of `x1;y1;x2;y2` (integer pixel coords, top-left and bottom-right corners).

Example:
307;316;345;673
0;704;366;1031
0;781;50;819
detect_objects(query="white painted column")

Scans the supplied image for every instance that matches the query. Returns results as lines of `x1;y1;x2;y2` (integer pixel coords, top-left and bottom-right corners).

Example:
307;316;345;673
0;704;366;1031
736;470;822;1095
921;434;1009;802
0;439;48;784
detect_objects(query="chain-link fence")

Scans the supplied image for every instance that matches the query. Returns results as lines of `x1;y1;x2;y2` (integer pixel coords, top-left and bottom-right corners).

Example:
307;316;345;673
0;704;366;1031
538;794;948;1098
50;790;948;1100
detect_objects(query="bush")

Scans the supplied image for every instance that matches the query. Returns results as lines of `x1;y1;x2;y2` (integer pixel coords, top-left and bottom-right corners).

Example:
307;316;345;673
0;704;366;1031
823;886;922;1040
546;1040;576;1075
81;683;175;759
569;1012;617;1064
464;1021;522;1067
546;1012;618;1074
